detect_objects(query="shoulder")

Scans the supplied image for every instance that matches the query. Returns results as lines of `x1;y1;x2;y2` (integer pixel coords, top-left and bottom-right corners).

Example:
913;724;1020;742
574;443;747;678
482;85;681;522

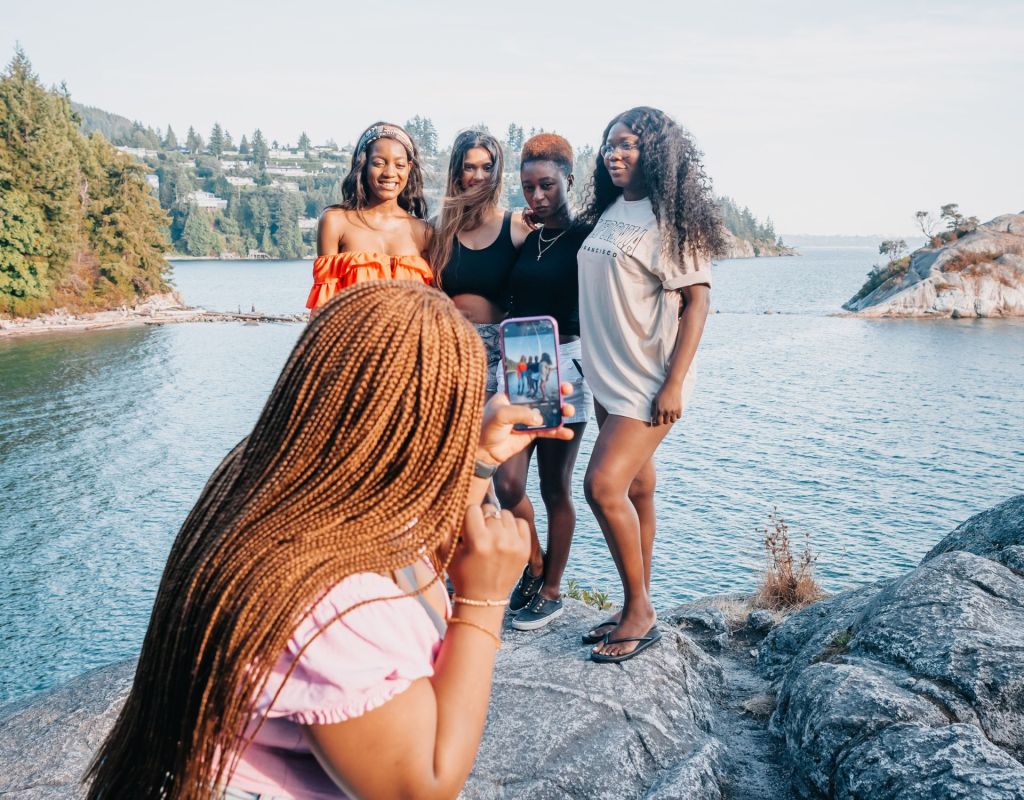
319;206;350;232
510;209;532;247
408;216;432;250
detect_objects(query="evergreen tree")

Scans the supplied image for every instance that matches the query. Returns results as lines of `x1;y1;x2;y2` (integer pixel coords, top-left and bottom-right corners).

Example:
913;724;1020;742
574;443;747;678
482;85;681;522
223;130;234;151
297;131;311;151
164;125;178;150
0;48;169;315
506;123;524;153
181;206;217;256
239;134;250;155
185;125;203;154
250;129;268;168
209;122;224;156
404;116;438;155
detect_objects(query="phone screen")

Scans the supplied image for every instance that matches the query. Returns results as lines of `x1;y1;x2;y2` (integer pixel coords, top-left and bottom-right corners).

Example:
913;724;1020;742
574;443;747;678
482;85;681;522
499;316;562;431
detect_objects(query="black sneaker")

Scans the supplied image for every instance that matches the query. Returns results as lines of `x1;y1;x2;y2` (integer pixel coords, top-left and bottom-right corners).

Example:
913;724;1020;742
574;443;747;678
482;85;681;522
511;594;564;631
508;566;543;613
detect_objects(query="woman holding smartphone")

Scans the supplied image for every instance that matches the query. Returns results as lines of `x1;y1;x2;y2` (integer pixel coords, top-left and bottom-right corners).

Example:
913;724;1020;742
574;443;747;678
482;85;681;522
306;121;431;314
495;134;592;630
429;130;531;396
579;107;723;662
87;282;575;800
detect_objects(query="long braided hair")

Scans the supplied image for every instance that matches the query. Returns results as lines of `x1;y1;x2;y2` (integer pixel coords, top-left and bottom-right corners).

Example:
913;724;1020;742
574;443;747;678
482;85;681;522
581;106;725;260
428;130;505;287
85;281;485;799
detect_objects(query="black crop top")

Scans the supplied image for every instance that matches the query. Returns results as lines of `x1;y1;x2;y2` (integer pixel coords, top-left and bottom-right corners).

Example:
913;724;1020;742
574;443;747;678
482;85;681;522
508;223;591;337
439;211;518;307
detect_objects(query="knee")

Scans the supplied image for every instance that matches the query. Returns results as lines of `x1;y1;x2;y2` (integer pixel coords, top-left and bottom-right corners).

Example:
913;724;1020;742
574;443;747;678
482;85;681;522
627;471;656;503
584;471;624;512
539;476;571;510
495;471;526;507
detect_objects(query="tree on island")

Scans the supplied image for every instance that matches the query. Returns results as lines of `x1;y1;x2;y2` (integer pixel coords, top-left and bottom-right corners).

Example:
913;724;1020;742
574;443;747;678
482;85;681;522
0;47;169;316
879;239;908;264
208;123;224;157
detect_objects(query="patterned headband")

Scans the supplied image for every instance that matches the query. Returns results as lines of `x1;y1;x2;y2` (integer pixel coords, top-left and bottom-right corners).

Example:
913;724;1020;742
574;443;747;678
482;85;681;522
355;125;415;158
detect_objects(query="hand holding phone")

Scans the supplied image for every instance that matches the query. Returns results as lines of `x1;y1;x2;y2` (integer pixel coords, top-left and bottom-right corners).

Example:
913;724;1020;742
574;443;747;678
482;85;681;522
499;316;562;431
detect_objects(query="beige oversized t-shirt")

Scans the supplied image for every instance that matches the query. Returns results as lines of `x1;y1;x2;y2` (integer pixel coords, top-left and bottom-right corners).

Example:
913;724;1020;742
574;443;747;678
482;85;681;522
578;196;711;422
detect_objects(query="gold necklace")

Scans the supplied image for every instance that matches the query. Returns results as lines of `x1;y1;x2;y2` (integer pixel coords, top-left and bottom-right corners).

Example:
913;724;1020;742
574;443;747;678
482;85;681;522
536;227;568;261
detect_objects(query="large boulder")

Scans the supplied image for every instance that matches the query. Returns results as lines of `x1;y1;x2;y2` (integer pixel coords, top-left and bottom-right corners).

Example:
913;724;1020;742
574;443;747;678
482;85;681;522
0;601;725;800
759;495;1024;799
843;213;1024;317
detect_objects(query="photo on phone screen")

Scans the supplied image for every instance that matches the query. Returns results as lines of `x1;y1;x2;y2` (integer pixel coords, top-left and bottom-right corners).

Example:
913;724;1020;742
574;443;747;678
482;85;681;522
499;316;562;431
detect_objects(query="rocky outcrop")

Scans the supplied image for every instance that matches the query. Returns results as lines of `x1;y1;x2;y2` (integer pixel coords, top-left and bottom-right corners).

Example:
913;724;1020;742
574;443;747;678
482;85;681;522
0;602;725;800
844;213;1024;317
759;495;1024;799
720;229;798;260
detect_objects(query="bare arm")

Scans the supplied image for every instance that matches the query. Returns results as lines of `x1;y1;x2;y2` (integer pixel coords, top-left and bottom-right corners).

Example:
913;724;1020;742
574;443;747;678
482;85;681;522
651;283;710;426
317;208;347;256
302;398;574;800
509;209;532;248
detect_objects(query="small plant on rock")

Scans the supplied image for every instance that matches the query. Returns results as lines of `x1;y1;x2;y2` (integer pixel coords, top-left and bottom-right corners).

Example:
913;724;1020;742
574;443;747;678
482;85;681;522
755;507;824;611
566;578;613;610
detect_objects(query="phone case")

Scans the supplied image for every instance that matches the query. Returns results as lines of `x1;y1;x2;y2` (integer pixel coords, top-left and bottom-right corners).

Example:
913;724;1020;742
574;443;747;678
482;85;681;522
499;315;562;431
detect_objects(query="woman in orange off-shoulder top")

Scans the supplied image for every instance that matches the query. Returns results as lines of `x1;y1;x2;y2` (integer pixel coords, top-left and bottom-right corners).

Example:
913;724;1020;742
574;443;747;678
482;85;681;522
307;121;432;313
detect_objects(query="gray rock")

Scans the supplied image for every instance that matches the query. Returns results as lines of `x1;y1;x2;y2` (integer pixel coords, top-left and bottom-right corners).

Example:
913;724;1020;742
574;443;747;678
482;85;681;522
464;601;724;799
836;724;1024;800
746;609;777;634
0;601;725;800
924;494;1024;569
0;659;136;799
760;497;1024;798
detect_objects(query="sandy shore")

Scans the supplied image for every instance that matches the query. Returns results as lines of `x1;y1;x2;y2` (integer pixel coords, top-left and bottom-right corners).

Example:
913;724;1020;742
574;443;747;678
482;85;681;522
0;292;307;340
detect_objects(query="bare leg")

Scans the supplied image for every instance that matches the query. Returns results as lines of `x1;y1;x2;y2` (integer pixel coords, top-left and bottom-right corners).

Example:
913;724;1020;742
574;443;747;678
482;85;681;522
585;405;671;658
534;421;587;601
494;443;543;576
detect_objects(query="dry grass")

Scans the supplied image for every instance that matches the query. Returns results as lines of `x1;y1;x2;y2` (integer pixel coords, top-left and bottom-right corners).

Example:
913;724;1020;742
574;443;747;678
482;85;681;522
942;250;1002;273
741;693;777;720
754;507;825;611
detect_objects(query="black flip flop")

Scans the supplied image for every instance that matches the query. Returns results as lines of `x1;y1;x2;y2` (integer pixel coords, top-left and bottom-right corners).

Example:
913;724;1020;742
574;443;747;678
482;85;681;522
590;626;662;663
581;619;619;645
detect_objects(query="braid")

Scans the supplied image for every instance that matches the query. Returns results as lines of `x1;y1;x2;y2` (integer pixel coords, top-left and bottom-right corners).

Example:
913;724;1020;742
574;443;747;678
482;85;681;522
86;281;486;799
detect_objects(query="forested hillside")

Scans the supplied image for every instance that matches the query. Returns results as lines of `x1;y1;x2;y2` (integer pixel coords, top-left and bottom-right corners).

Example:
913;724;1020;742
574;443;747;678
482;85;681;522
0;50;170;316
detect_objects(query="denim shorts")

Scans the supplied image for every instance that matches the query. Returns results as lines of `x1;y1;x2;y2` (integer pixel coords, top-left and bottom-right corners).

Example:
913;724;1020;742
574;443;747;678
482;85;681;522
474;323;502;394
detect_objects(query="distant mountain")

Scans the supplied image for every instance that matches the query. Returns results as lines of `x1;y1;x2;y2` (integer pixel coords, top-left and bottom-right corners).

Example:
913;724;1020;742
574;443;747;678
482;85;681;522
71;102;139;145
782;233;928;249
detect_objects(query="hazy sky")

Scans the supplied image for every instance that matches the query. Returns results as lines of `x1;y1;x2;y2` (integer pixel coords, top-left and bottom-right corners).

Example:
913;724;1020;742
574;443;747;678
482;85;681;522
4;0;1022;235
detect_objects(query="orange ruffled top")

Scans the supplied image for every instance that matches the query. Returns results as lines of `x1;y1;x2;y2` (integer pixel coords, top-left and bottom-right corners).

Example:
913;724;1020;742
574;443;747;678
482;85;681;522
306;251;432;310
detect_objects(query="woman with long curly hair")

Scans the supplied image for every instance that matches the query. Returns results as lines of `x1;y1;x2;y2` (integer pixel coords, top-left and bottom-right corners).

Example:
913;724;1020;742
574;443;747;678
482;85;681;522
85;281;574;799
494;133;593;630
578;107;724;663
428;130;531;396
305;122;432;313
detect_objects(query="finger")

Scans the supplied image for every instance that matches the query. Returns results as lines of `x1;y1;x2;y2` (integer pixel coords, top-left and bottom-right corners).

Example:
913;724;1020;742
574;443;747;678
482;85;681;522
493;403;544;428
560;402;575;419
560;381;572;397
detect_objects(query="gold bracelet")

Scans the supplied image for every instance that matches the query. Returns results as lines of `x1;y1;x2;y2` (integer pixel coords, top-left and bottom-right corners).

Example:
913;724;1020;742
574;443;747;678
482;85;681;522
448;617;501;648
452;595;509;608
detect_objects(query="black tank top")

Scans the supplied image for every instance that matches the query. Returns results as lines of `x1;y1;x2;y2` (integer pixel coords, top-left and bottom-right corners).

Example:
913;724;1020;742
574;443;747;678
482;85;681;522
439;211;518;307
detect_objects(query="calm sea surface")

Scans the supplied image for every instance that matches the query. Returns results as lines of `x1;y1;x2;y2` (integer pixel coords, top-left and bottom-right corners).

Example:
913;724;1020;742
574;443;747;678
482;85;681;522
1;249;1022;702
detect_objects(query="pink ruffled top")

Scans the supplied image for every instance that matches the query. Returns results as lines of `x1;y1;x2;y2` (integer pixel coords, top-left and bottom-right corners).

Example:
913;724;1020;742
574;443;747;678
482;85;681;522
226;570;447;799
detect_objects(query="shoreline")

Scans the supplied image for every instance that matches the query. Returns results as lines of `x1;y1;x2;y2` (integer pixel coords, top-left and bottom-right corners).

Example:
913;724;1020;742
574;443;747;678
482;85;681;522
0;292;307;340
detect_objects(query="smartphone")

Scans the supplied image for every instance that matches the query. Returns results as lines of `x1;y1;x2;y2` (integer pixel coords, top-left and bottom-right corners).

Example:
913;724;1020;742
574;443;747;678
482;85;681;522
499;316;562;431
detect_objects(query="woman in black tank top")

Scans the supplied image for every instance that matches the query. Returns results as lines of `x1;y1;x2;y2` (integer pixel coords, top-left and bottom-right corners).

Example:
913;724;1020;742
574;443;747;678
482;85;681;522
428;130;531;396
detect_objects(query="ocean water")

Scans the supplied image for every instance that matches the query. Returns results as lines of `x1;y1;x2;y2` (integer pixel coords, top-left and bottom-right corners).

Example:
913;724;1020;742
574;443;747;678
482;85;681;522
1;249;1021;702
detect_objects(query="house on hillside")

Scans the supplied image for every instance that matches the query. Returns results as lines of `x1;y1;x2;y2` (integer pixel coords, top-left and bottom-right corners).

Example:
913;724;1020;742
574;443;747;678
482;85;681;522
186;190;228;210
225;176;256;188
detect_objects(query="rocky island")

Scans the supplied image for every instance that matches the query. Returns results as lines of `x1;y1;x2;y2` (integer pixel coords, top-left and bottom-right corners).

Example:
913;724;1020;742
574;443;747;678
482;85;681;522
2;496;1021;799
844;213;1024;318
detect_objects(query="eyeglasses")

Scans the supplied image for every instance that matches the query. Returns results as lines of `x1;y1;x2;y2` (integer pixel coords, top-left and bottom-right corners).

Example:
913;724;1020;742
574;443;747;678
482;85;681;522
599;141;640;157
